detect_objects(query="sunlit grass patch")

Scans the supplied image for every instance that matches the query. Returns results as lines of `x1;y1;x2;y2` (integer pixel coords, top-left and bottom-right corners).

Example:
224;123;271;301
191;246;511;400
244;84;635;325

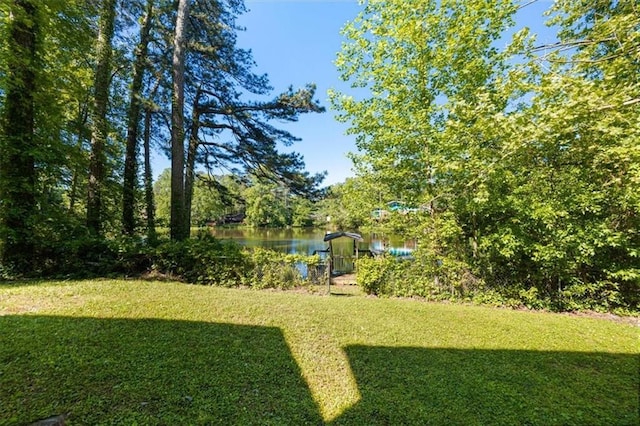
0;279;637;424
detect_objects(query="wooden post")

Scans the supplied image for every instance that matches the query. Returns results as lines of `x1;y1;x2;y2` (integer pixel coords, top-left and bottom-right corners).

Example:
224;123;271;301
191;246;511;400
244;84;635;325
328;240;334;276
327;257;331;295
355;242;359;273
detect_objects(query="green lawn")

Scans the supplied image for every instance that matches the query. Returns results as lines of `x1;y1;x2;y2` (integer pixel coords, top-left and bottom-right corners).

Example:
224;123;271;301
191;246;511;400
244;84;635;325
0;280;637;425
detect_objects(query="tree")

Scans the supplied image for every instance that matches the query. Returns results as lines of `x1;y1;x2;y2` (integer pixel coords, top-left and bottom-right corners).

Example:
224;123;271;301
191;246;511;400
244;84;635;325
317;178;382;230
142;91;158;242
290;196;314;228
0;0;40;272
190;175;229;226
169;0;190;240
185;85;326;227
153;168;171;227
501;0;640;302
331;0;519;208
332;0;639;310
179;0;325;232
151;0;326;237
87;0;117;235
122;0;155;236
154;168;245;227
243;181;288;228
331;0;520;240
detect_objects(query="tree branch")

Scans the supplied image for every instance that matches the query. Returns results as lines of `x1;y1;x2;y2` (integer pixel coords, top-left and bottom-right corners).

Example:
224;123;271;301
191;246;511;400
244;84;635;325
531;37;616;52
595;98;640;111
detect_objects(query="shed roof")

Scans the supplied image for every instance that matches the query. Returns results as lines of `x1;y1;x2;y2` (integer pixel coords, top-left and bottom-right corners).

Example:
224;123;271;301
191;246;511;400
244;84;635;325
323;232;364;242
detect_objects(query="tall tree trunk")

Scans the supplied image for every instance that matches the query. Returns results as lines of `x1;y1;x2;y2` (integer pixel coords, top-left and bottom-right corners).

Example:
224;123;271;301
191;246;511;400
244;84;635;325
143;105;156;243
184;93;201;231
170;0;190;240
0;0;39;272
122;0;154;236
86;0;116;235
69;101;89;212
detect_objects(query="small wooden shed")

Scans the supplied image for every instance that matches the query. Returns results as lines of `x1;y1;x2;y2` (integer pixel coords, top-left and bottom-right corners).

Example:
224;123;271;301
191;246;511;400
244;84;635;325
323;231;364;275
321;232;364;294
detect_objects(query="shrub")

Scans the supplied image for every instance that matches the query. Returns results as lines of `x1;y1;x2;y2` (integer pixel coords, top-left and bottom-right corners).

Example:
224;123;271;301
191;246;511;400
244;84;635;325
558;279;628;313
152;234;248;286
151;235;321;290
245;248;321;289
34;236;117;278
356;250;480;301
356;255;395;295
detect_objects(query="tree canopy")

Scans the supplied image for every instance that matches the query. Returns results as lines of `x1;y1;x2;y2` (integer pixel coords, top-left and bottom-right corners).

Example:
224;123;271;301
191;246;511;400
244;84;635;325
331;0;639;311
0;0;325;272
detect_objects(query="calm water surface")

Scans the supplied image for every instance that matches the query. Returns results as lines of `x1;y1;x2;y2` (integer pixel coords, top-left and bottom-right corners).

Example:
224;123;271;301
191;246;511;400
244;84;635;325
209;228;414;256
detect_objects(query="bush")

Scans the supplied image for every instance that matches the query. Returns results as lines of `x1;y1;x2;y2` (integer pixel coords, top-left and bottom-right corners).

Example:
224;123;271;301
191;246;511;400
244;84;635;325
1;227;323;291
29;235;149;278
356;251;480;301
151;235;321;289
245;248;321;289
356;256;395;295
152;234;248;286
558;280;629;313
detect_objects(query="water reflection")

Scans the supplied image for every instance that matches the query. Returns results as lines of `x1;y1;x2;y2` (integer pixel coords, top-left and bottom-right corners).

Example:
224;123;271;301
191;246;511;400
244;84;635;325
209;228;415;257
209;228;328;254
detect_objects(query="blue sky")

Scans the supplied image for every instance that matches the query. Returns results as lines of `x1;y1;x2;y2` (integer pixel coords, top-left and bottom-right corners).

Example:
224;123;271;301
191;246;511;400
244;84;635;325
236;0;363;186
154;0;559;187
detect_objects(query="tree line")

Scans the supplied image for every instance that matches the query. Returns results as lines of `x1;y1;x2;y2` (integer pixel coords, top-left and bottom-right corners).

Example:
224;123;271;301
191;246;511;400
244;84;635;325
0;0;324;274
331;0;639;312
153;169;318;228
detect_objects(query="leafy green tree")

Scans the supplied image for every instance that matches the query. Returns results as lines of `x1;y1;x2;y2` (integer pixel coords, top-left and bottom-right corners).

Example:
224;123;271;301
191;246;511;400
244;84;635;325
290;197;315;228
153;168;171;228
1;0;99;271
331;0;518;206
190;176;231;227
0;0;40;272
243;181;288;228
317;178;383;230
122;0;155;236
333;0;639;310
499;0;640;303
86;0;117;235
155;168;245;228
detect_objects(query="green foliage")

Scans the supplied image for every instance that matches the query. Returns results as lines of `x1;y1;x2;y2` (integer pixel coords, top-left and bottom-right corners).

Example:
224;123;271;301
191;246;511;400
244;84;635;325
1;228;324;290
152;233;248;287
316;177;380;229
47;235;150;278
1;0;325;260
153;168;172;227
155;169;245;227
290;197;315;227
356;252;478;301
151;233;321;289
356;255;397;296
244;248;318;289
156;170;318;229
21;232;150;279
334;0;640;313
242;179;319;228
243;181;289;228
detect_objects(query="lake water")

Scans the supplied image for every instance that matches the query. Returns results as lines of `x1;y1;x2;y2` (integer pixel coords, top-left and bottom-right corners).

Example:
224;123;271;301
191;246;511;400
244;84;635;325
209;227;416;274
209;228;415;256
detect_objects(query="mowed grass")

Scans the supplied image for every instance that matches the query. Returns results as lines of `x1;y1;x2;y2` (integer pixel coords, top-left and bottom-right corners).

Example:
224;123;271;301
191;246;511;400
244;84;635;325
0;280;637;425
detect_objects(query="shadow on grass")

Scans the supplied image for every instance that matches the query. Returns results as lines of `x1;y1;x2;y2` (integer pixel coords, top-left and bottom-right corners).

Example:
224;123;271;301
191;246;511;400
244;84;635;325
0;315;322;425
331;345;639;425
1;316;637;425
